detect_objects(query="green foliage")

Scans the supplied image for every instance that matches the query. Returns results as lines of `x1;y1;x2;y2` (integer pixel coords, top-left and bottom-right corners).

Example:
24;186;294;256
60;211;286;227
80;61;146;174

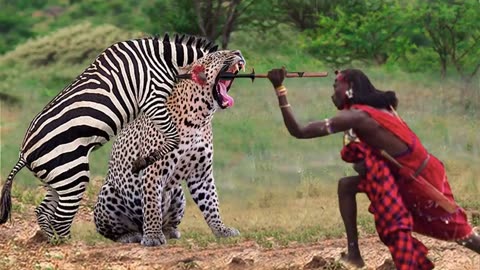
275;0;349;31
301;0;417;68
398;46;440;73
0;8;34;54
2;0;49;10
67;0;150;31
1;0;478;81
417;0;480;80
0;23;140;67
144;0;279;48
143;0;200;35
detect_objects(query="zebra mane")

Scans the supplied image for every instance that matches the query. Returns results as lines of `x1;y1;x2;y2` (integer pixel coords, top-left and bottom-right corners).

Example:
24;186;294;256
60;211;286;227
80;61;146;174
145;33;218;54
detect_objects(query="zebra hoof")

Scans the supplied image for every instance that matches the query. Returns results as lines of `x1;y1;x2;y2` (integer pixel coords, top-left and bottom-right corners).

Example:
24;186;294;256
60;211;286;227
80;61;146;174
28;230;49;243
132;158;147;174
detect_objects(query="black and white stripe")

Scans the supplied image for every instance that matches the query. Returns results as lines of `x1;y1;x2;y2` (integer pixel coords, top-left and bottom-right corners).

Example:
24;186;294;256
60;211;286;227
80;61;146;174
0;34;217;239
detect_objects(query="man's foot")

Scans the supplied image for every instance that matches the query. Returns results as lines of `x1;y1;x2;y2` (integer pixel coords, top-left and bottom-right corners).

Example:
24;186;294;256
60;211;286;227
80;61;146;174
457;230;480;254
340;251;365;268
376;258;395;270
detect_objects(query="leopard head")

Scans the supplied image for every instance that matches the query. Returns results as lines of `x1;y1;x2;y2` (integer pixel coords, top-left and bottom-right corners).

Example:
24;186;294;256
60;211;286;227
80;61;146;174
177;50;245;111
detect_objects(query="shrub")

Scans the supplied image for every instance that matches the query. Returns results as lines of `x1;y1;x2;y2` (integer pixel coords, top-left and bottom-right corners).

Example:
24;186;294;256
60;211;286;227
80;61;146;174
0;22;141;67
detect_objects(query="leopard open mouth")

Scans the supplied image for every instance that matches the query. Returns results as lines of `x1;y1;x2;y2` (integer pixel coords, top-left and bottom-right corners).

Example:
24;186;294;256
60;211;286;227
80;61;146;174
213;56;245;109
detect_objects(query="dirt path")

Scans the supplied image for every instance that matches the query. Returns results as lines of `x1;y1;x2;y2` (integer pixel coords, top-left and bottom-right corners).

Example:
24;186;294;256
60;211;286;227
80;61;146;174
1;208;478;270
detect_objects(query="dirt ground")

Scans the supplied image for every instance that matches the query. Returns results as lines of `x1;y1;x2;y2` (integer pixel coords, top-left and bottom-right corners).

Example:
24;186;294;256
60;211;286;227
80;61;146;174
0;205;479;270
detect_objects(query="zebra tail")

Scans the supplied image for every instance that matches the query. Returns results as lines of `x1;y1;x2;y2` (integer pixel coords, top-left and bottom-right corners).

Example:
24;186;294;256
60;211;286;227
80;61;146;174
0;158;26;224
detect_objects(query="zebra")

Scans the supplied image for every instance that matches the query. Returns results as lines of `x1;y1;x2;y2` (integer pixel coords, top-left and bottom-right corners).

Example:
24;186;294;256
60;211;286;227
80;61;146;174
0;34;218;241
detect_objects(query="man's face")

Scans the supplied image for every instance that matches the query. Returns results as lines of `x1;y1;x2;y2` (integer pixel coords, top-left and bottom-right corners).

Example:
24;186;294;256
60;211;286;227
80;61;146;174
332;78;349;110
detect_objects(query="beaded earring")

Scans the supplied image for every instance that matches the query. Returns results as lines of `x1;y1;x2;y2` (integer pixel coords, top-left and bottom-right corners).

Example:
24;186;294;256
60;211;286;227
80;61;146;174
345;88;353;99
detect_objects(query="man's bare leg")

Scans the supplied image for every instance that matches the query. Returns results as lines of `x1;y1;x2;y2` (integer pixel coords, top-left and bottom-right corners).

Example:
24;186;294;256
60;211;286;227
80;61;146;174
457;231;480;254
338;175;365;268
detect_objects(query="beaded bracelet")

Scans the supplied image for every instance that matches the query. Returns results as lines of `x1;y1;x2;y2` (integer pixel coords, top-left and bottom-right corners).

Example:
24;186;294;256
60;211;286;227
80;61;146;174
275;85;287;96
324;118;333;134
277;91;287;97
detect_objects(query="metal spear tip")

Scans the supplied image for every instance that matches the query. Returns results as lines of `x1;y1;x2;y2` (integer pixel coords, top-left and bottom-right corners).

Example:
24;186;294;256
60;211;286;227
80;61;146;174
218;72;236;79
175;74;191;80
218;68;256;82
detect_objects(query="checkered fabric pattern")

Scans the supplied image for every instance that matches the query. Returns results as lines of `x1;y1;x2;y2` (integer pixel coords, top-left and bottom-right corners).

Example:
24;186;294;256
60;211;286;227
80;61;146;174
342;141;434;270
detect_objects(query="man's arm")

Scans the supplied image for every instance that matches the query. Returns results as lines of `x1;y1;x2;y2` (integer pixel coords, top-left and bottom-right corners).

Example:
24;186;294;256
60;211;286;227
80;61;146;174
267;67;370;139
278;96;368;139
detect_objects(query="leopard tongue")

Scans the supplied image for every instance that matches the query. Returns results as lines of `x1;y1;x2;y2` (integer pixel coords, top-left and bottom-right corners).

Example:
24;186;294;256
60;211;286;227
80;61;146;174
217;81;234;107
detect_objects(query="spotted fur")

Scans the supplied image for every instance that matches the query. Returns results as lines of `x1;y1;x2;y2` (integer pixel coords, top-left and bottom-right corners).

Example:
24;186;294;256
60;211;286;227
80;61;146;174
94;50;245;246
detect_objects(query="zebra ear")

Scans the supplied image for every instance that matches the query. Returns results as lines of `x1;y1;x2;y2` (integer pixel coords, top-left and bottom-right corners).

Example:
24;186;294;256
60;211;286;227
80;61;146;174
178;64;207;85
178;64;193;75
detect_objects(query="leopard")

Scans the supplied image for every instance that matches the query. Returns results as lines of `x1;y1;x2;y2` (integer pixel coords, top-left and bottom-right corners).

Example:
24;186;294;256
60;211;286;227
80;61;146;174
94;49;245;246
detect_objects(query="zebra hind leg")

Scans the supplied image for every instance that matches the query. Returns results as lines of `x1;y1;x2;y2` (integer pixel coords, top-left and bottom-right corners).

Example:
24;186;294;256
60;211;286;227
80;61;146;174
131;113;180;174
44;174;91;242
34;187;60;241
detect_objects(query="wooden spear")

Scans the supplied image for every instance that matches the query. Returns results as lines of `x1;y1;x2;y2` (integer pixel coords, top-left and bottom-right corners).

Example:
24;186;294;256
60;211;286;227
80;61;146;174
176;69;329;82
380;150;457;214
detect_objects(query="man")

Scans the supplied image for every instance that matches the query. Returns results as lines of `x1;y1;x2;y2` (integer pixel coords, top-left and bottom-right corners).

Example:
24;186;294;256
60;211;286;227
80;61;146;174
267;67;480;269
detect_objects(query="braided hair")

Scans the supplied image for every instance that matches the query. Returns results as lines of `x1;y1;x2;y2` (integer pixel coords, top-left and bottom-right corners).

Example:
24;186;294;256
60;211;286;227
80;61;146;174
337;69;398;110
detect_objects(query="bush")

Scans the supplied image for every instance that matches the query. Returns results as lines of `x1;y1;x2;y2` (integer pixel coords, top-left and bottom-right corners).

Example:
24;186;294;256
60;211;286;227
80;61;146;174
398;46;439;73
0;22;141;67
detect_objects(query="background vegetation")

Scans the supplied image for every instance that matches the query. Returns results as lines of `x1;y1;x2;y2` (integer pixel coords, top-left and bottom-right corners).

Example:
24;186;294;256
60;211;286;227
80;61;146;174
0;0;479;245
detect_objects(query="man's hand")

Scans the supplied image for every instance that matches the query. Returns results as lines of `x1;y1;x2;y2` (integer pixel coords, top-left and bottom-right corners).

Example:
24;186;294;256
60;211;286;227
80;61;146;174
267;67;286;88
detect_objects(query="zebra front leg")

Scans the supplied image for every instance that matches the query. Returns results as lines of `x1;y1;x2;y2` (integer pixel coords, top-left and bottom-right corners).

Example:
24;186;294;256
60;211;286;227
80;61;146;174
132;105;180;173
186;170;240;238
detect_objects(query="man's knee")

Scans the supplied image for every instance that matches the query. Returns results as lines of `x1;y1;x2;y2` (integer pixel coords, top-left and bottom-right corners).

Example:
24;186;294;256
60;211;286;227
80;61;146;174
353;161;366;177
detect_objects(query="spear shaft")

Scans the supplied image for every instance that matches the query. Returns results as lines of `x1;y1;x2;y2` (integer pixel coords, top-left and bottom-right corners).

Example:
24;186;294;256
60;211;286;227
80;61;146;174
217;71;328;81
380;150;457;214
176;69;328;82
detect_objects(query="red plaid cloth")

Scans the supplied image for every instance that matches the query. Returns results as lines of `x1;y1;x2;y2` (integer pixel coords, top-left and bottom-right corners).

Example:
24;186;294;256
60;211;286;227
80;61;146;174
340;104;474;269
342;141;433;269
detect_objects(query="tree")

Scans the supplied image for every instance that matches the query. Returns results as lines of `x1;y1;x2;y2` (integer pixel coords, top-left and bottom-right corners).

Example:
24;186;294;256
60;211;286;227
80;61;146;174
144;0;275;49
193;0;246;49
0;8;33;54
300;0;416;68
420;0;480;81
275;0;349;31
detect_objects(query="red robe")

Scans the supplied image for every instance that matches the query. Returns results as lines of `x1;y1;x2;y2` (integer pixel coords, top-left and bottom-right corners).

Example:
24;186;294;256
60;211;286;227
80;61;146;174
341;104;473;269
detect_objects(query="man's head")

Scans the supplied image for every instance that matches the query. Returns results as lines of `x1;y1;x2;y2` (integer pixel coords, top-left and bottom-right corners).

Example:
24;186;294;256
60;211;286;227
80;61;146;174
332;69;398;110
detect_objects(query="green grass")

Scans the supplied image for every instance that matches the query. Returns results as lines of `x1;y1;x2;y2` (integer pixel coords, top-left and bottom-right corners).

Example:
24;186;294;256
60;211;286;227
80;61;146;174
0;24;479;247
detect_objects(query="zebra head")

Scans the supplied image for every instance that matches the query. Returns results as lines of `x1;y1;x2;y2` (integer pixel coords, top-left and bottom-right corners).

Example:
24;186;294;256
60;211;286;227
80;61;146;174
178;50;246;110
